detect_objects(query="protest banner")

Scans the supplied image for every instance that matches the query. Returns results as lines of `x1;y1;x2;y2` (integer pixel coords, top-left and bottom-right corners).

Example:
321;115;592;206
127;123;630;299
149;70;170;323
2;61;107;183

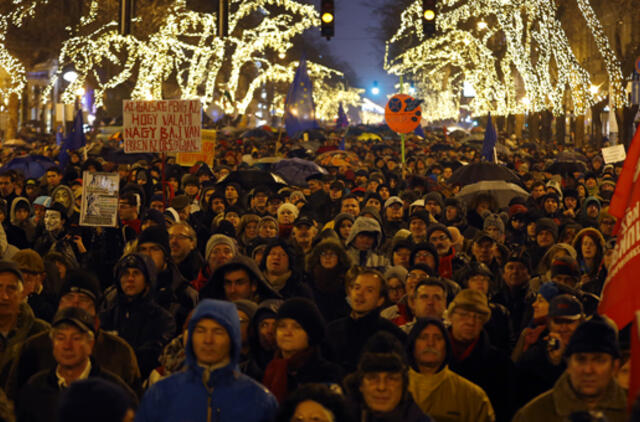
123;99;202;153
602;144;626;164
79;172;120;227
176;129;216;167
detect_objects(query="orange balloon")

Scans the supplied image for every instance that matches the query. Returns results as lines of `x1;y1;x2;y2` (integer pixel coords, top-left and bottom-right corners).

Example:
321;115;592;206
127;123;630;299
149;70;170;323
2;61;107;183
384;94;422;134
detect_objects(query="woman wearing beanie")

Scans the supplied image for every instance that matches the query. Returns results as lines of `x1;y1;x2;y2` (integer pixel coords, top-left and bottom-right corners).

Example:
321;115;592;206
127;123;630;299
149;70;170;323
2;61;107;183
263;298;342;403
305;238;352;323
510;282;561;362
275;384;351;422
236;213;261;252
343;332;433;422
277;203;299;240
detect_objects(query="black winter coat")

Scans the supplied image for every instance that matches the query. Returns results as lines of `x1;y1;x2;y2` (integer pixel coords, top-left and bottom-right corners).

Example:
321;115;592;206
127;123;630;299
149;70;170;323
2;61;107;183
326;310;407;374
100;292;176;378
449;329;515;422
16;360;136;422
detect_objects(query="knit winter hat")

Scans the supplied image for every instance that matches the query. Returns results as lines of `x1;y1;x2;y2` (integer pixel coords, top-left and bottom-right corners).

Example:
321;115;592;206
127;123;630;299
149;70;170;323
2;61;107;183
384;266;408;283
11;249;44;273
565;314;620;358
535;217;559;240
424;191;444;208
276;297;326;346
358;332;407;374
0;260;23;283
427;223;452;240
483;213;505;235
138;225;171;258
277;203;299;219
60;269;103;307
447;289;491;322
171;194;191;210
409;210;431;226
550;255;580;278
205;234;238;260
234;299;258;322
58;378;135;422
538;282;561;303
114;253;157;287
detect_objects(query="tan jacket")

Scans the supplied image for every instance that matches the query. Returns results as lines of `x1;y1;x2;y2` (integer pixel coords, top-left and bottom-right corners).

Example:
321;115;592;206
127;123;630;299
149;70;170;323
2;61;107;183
408;366;495;422
512;371;627;422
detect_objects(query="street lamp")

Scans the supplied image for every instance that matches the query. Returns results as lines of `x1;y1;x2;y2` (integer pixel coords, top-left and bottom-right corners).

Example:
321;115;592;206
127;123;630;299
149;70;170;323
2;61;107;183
590;84;599;95
477;20;488;30
63;70;78;83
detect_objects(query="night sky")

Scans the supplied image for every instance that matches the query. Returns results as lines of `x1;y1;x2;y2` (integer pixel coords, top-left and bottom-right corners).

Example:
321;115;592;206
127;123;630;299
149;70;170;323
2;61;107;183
315;0;397;107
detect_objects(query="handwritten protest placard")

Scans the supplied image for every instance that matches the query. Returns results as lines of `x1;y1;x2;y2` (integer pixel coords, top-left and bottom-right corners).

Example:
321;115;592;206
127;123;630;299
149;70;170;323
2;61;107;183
602;144;626;164
123;99;202;153
176;129;216;167
79;172;120;227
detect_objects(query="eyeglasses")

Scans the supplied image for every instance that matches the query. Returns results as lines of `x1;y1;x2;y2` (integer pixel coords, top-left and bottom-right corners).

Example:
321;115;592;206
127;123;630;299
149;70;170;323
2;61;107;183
453;309;486;322
320;251;337;258
169;234;192;241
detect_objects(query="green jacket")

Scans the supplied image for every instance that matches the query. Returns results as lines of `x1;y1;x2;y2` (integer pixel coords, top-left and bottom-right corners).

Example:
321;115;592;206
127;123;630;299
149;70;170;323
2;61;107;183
409;366;495;422
512;371;627;422
0;303;49;384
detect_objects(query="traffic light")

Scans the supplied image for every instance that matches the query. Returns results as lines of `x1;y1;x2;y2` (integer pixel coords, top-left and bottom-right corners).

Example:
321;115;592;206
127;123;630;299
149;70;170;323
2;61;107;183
119;0;134;36
320;0;335;40
422;0;437;38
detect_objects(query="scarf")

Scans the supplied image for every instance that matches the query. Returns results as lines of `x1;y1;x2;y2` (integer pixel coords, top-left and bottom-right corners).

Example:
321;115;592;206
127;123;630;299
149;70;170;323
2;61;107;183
262;348;314;403
266;270;292;293
438;248;455;279
450;334;479;362
312;266;345;294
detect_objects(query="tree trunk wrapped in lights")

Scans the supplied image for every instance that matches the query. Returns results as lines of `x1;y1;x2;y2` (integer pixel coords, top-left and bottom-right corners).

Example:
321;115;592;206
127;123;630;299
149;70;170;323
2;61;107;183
385;0;627;122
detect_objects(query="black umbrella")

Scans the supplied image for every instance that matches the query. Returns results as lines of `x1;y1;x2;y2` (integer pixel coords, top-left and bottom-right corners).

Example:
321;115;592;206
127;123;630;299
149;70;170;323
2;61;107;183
216;170;287;191
429;143;455;152
546;160;588;174
546;151;589;174
102;147;156;164
240;128;275;140
448;162;521;186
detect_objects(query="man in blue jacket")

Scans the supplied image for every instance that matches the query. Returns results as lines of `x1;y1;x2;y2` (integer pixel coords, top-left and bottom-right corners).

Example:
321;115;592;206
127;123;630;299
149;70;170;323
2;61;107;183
136;299;278;422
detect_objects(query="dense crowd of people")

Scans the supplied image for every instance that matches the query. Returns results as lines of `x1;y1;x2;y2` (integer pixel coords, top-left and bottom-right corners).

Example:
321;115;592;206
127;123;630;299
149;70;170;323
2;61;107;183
0;126;635;422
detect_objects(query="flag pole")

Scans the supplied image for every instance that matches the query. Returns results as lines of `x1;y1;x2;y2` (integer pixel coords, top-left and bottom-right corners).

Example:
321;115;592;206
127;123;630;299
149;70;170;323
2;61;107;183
399;75;406;177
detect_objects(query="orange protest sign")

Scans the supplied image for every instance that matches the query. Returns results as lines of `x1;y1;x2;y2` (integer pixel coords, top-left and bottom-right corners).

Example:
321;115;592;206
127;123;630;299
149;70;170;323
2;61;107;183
176;129;216;167
384;94;422;134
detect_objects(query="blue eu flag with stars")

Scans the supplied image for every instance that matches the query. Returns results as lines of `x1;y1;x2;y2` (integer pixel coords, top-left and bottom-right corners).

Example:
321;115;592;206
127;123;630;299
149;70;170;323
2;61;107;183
285;58;319;138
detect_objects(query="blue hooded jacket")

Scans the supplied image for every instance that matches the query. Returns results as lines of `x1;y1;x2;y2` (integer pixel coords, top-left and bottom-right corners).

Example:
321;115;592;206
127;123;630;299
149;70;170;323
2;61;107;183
135;299;278;422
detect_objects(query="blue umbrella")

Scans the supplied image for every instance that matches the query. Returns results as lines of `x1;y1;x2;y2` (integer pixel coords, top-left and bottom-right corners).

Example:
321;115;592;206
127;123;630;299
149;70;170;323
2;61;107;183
272;158;327;186
1;155;57;179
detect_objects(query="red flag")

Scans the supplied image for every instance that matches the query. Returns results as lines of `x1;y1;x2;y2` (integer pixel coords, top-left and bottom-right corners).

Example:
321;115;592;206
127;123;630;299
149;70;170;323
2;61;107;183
609;124;640;219
599;126;640;406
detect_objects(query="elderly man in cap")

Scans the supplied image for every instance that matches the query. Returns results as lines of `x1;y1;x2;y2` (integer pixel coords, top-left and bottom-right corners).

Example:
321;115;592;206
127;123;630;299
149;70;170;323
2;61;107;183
407;317;495;422
6;269;141;400
447;289;514;422
0;260;49;384
192;233;238;291
290;216;318;257
16;307;136;422
515;294;586;408
305;173;331;223
11;248;56;321
136;299;278;422
513;315;626;421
